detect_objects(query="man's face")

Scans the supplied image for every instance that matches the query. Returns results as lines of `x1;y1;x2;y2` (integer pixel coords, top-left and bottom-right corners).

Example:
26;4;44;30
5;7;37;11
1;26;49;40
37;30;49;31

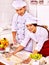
26;24;36;33
16;6;26;16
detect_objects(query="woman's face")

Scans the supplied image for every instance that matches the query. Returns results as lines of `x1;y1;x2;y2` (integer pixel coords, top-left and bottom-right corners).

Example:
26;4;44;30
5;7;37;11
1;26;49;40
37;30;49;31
26;24;36;33
16;6;26;16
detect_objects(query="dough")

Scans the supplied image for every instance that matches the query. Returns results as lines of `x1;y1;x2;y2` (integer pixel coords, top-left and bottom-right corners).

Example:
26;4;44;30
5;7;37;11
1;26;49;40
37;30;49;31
10;55;23;63
2;54;10;61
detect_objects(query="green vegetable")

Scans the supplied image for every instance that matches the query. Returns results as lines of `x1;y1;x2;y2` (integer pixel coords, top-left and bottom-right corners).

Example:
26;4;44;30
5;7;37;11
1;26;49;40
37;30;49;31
30;53;42;60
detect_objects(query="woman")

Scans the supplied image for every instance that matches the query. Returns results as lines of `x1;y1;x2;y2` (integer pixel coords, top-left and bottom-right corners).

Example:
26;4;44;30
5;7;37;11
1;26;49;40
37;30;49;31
6;19;48;64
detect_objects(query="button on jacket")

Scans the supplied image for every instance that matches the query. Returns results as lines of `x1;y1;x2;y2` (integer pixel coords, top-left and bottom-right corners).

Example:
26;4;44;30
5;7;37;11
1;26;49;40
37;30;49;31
12;11;37;43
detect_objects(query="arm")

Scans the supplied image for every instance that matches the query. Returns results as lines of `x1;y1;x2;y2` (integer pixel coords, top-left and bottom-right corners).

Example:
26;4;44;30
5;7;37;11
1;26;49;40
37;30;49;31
6;31;32;58
5;45;24;57
11;45;24;55
22;29;48;64
10;32;30;56
12;31;17;44
11;14;17;44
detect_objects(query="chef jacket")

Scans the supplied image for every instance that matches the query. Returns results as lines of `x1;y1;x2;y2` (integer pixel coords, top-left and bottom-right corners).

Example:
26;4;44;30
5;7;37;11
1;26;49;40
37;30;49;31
21;26;48;52
12;11;37;43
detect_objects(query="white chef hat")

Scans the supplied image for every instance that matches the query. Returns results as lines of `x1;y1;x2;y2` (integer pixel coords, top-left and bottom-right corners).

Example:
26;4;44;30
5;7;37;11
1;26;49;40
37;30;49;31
12;0;27;9
26;19;37;25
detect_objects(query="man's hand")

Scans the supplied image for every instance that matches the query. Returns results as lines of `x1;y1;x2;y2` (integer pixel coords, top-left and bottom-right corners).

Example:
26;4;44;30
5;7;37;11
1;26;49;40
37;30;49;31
22;57;31;64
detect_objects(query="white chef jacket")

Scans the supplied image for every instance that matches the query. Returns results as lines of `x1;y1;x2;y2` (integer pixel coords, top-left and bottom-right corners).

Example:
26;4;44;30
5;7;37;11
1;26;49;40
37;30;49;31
21;27;48;52
12;11;37;43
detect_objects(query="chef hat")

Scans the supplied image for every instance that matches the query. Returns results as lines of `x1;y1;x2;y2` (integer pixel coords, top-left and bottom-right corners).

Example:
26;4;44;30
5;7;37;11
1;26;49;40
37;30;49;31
12;0;27;9
26;19;37;25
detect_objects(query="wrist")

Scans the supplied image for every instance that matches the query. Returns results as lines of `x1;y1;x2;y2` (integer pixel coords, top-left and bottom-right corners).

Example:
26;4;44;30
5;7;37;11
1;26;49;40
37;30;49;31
33;50;38;54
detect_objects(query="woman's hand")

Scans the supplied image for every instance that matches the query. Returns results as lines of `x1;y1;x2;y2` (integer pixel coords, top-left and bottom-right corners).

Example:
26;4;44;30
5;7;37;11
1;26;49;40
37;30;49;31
22;57;31;64
22;50;38;64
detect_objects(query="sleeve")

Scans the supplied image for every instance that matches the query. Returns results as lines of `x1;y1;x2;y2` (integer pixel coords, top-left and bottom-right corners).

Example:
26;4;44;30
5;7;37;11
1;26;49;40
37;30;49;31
11;14;18;31
20;32;30;47
35;38;45;51
35;29;48;51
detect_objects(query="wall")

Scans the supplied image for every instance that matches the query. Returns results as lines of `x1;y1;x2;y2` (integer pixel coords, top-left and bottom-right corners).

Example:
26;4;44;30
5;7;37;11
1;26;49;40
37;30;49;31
0;0;15;43
0;0;15;28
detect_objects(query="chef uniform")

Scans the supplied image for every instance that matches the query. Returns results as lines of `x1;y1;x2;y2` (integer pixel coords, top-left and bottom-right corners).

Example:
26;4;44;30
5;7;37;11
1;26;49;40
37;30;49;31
20;20;48;52
12;0;37;44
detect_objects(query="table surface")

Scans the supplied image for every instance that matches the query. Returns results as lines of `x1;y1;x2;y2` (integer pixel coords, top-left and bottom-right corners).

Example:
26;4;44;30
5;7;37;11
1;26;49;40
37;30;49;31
0;50;30;65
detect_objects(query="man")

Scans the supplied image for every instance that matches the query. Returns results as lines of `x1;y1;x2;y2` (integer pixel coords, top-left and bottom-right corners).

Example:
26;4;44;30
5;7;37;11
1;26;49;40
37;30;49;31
12;0;37;46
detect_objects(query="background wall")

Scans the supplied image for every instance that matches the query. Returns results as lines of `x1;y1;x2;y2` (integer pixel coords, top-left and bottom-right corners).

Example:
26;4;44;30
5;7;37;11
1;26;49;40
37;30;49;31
0;0;15;28
0;0;15;43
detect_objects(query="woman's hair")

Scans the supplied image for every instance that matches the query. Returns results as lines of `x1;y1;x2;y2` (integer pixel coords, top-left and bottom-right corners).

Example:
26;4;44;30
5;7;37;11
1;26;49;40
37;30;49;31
32;24;37;26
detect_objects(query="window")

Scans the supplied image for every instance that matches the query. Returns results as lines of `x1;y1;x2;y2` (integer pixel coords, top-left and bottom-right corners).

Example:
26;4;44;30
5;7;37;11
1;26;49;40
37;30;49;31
30;0;44;5
31;0;38;5
39;0;44;4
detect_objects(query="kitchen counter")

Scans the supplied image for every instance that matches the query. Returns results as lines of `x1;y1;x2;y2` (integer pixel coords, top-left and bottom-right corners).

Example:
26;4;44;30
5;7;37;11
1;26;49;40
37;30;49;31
0;50;30;65
0;50;49;65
